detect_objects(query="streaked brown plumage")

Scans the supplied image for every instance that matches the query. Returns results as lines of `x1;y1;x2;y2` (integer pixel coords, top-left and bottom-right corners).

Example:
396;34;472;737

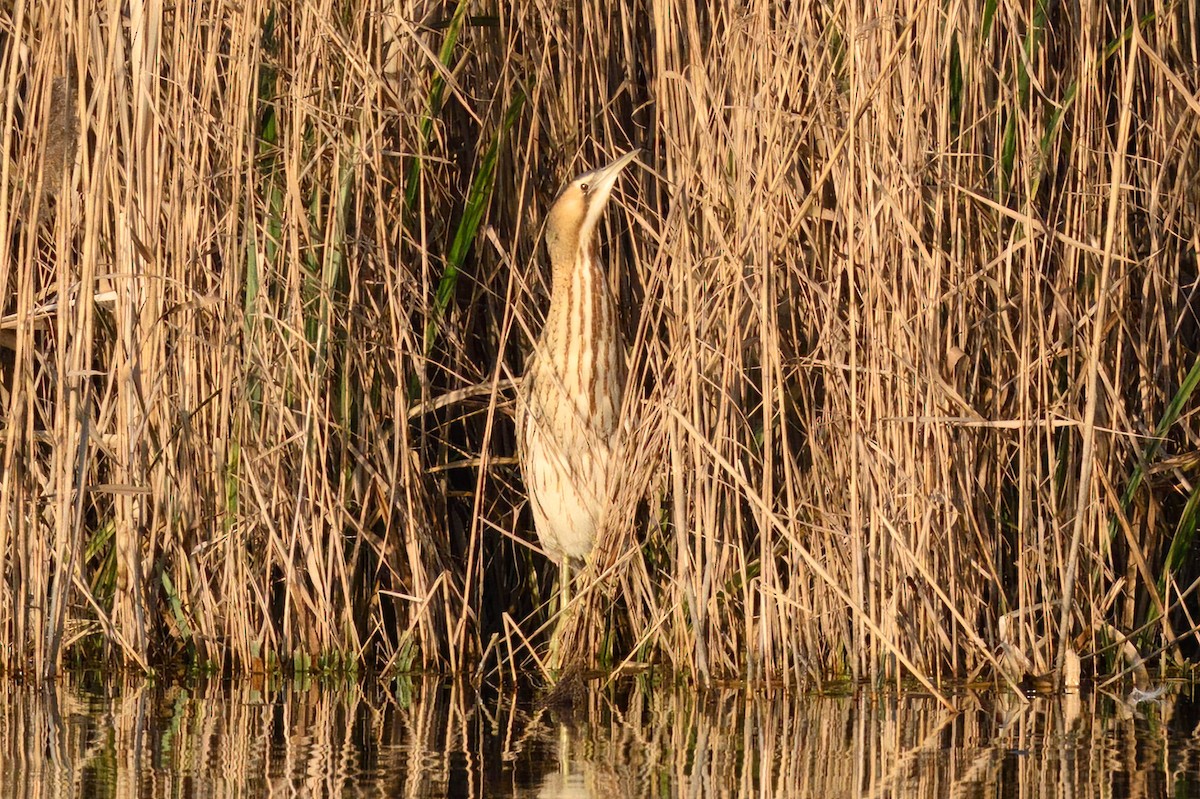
519;149;639;572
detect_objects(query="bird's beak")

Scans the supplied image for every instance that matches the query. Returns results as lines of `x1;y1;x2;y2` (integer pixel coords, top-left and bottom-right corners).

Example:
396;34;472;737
584;148;641;204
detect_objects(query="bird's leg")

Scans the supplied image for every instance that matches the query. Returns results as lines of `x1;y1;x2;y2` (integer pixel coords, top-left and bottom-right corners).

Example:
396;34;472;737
560;558;572;615
548;558;572;672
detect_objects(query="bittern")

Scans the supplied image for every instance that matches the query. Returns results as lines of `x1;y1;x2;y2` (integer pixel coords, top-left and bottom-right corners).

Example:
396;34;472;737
519;149;640;600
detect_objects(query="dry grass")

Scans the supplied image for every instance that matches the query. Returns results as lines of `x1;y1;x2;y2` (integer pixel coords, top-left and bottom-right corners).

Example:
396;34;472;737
1;0;1199;688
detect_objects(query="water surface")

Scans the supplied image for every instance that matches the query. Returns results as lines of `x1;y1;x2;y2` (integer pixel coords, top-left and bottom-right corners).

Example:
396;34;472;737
2;675;1197;797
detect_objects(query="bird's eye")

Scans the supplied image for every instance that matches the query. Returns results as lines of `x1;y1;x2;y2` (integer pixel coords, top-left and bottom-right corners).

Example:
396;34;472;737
579;182;590;193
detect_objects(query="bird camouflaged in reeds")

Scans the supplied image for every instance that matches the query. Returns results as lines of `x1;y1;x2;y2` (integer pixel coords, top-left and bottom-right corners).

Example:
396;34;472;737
519;149;640;627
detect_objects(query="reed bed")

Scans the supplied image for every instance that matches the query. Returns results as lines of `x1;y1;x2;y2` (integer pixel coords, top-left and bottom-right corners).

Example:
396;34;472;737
1;0;1199;688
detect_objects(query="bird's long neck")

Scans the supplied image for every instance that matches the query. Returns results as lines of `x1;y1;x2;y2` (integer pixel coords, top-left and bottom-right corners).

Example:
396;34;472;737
541;242;623;429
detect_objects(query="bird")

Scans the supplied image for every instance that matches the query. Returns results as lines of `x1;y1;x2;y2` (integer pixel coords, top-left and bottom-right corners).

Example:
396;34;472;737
518;148;640;607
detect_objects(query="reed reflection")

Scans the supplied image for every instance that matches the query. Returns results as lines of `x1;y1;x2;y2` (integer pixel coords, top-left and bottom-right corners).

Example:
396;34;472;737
519;682;1200;799
0;675;1197;798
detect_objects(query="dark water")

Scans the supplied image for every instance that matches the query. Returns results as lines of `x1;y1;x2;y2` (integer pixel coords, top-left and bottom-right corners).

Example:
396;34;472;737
2;674;1198;797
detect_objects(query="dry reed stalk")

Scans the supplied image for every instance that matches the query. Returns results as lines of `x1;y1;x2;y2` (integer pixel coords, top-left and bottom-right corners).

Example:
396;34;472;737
0;0;1198;688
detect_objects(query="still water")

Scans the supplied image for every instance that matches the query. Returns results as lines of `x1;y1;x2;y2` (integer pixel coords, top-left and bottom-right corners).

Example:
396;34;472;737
1;674;1197;797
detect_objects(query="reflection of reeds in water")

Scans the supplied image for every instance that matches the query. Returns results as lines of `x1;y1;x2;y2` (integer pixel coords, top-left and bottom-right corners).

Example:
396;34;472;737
517;684;1200;799
0;679;1197;797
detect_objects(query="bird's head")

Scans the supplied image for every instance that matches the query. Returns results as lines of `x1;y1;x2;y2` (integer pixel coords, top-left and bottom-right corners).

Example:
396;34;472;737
545;149;640;267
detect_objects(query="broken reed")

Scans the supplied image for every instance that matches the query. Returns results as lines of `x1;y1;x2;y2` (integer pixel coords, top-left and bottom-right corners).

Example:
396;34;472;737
1;0;1198;687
